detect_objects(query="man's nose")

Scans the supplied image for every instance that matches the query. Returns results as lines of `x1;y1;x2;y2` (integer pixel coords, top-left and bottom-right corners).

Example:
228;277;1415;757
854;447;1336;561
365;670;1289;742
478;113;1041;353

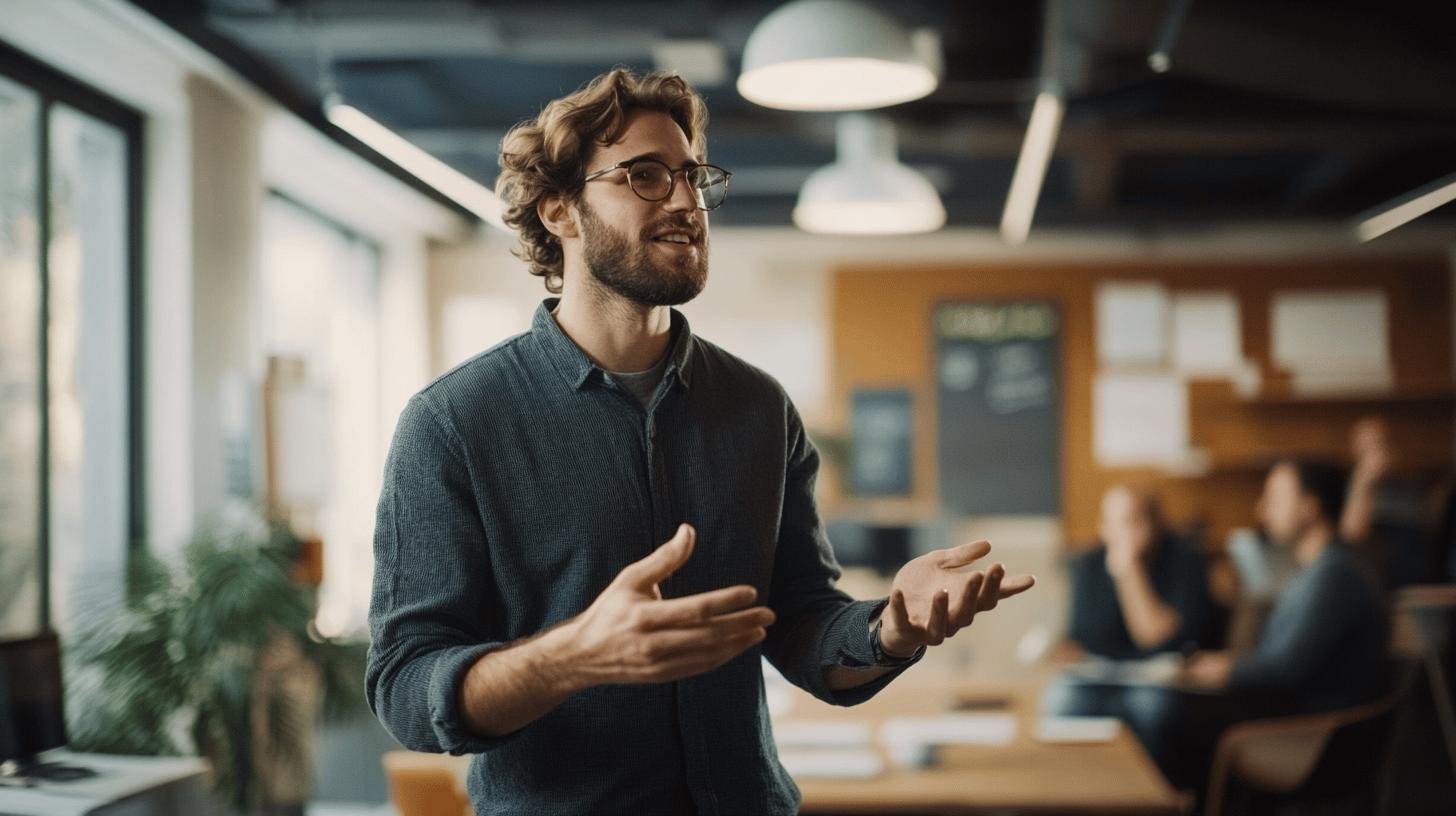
662;171;701;212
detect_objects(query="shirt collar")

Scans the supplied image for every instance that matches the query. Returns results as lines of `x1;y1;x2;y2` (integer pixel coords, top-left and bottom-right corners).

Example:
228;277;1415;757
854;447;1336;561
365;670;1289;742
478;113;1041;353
531;297;695;392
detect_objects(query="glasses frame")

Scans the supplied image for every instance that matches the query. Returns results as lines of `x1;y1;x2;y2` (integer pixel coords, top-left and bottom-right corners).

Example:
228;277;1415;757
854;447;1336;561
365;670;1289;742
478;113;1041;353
580;157;733;211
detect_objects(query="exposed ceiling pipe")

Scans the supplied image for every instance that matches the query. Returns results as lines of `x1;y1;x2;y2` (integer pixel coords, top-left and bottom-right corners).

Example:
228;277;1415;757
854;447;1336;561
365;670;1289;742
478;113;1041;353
1147;0;1192;73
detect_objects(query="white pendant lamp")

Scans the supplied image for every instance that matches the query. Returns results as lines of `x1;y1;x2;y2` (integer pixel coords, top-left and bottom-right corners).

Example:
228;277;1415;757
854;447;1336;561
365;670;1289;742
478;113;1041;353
793;114;946;235
738;0;941;111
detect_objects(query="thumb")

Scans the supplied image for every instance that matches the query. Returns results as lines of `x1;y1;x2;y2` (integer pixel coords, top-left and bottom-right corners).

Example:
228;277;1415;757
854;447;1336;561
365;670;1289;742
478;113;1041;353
619;523;695;590
938;539;991;569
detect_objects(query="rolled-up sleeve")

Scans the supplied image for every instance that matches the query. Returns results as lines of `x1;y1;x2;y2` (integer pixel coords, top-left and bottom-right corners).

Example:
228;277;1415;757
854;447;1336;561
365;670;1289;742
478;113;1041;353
366;395;507;755
761;402;918;705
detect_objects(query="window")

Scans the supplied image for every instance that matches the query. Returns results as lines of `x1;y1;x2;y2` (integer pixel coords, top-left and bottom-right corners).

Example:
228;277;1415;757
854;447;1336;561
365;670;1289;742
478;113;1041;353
258;193;381;637
0;44;142;638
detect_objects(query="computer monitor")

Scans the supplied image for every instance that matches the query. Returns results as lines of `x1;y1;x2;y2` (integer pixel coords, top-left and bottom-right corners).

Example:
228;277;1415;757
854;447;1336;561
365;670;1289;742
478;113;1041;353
0;632;67;768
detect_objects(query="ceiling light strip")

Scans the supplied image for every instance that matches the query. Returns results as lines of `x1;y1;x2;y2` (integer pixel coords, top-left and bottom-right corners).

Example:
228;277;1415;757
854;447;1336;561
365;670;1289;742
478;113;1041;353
999;91;1064;245
1353;169;1456;242
327;103;508;230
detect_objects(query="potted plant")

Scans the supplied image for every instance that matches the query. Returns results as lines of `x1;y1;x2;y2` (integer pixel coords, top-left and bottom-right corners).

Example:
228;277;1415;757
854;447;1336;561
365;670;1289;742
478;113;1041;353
65;511;367;814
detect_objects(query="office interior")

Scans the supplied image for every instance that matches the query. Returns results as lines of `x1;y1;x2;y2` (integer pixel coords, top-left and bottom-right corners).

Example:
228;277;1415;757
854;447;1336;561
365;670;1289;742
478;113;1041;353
2;0;1455;814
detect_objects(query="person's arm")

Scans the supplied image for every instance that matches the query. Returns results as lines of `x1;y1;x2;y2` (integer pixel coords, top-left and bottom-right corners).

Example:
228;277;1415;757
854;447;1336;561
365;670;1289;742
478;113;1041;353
368;399;770;751
1109;561;1184;650
1341;467;1382;545
1227;559;1360;693
458;524;772;737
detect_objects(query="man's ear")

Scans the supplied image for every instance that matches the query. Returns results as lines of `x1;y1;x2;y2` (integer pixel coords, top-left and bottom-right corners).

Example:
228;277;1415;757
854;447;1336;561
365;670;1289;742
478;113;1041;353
538;194;580;240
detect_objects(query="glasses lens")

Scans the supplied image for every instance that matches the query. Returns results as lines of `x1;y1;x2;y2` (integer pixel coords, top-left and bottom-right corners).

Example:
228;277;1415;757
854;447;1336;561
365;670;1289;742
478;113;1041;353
690;165;729;210
627;160;672;200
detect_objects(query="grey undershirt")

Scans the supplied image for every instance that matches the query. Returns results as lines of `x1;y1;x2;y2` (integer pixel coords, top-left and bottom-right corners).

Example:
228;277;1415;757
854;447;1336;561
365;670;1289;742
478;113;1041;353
607;352;670;407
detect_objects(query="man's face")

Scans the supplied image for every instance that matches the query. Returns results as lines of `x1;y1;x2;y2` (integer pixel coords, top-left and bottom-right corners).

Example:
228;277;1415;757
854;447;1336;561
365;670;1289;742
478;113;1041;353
575;109;709;307
1257;463;1312;546
1099;488;1155;557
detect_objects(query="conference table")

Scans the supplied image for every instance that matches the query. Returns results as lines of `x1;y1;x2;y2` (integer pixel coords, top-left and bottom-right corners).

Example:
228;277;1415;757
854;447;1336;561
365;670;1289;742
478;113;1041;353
776;669;1186;815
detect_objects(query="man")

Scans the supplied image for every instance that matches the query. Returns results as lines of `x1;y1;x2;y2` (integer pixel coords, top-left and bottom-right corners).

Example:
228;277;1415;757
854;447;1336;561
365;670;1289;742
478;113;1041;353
1135;459;1388;791
1065;485;1216;661
1044;485;1216;717
366;69;1034;815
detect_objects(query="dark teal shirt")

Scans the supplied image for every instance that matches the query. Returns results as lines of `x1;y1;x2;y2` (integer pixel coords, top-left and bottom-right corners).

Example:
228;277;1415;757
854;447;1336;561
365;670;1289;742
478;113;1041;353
367;299;911;816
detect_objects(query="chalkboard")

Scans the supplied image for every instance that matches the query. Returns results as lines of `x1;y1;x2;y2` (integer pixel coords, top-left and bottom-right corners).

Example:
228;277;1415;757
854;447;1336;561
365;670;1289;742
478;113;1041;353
849;389;913;495
935;301;1059;515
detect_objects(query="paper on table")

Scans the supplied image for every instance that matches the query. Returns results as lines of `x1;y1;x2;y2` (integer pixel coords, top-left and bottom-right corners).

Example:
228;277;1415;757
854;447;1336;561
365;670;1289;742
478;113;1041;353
777;748;884;779
1096;283;1169;366
880;713;1017;747
773;720;874;748
1093;373;1189;466
1035;717;1122;743
1271;290;1391;390
1171;292;1241;374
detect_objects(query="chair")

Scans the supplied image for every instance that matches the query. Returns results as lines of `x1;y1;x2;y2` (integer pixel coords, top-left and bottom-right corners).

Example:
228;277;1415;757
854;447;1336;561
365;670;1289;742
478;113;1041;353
1202;662;1416;816
382;749;472;816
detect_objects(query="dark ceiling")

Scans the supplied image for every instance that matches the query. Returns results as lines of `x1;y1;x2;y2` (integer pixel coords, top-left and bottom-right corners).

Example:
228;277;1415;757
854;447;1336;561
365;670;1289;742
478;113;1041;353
132;0;1456;231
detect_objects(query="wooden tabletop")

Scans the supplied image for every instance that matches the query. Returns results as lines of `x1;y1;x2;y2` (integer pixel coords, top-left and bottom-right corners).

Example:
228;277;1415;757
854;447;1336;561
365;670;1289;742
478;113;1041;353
779;671;1186;815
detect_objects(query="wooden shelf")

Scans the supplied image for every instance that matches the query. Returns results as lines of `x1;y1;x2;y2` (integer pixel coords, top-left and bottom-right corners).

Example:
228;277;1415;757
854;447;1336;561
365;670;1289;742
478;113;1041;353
1241;383;1456;406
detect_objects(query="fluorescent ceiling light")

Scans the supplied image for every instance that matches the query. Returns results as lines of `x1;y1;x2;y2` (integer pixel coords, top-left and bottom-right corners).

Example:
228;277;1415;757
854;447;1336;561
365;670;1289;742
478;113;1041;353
1353;169;1456;242
999;91;1064;244
793;114;946;235
738;0;940;111
327;102;507;230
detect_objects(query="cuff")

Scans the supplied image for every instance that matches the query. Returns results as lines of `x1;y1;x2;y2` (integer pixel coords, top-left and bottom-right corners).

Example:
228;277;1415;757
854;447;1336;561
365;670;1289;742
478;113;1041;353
428;641;512;755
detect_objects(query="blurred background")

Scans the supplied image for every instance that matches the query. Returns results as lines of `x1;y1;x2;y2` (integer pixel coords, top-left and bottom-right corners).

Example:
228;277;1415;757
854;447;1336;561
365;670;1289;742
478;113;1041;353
2;1;1455;814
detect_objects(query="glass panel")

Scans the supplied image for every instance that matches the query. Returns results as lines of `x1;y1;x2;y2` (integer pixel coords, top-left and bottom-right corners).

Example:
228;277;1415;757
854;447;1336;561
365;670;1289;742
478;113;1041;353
259;195;381;637
0;75;41;639
47;104;130;633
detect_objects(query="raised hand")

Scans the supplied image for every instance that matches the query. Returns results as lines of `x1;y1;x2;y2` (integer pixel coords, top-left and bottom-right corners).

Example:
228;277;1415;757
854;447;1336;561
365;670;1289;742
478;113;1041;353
561;523;776;686
879;540;1035;658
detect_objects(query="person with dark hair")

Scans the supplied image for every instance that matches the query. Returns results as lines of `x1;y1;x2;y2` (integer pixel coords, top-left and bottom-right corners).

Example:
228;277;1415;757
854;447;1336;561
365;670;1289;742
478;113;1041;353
1128;458;1388;794
366;68;1035;815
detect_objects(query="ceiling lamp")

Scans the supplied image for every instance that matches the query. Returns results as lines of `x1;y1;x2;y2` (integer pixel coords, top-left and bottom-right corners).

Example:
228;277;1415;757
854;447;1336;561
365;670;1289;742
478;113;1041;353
738;0;941;111
793;114;946;235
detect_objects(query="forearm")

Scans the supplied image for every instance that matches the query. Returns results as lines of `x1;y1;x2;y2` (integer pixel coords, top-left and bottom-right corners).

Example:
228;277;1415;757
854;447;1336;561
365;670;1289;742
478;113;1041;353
1112;568;1183;649
458;624;582;738
824;664;900;689
1340;475;1378;544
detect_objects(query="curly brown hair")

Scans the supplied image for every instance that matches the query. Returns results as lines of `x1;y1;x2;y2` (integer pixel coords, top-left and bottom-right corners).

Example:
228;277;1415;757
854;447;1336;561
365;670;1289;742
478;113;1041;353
496;68;709;293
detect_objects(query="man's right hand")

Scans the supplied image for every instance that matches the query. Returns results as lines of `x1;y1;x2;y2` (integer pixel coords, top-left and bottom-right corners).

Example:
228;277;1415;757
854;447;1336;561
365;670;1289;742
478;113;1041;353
556;523;774;688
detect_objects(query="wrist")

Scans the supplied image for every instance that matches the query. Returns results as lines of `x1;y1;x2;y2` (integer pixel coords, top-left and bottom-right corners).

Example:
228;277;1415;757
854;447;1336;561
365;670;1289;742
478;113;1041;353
533;620;589;695
874;619;920;661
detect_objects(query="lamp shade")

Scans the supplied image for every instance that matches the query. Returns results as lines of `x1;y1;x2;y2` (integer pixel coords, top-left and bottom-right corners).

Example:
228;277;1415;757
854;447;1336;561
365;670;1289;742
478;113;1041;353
792;114;946;235
738;0;940;111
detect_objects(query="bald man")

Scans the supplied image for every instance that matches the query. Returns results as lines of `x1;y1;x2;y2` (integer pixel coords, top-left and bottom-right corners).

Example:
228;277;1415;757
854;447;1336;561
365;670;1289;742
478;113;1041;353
1045;485;1218;717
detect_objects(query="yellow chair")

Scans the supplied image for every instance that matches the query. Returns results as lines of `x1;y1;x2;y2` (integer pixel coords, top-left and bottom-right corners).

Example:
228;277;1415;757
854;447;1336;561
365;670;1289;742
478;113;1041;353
382;749;472;816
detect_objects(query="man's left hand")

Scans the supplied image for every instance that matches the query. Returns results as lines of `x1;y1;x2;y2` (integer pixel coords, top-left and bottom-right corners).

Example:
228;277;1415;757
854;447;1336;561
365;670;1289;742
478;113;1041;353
878;540;1036;658
1178;650;1233;690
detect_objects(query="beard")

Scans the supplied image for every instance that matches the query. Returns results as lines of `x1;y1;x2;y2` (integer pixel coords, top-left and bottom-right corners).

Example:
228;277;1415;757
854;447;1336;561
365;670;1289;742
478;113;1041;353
578;200;708;307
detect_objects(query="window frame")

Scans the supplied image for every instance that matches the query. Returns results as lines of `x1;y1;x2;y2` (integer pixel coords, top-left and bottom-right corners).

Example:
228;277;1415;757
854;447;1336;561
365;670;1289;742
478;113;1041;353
0;38;145;631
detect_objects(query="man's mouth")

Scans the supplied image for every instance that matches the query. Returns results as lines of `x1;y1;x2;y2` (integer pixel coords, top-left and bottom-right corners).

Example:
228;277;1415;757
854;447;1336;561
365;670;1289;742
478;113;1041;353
649;227;700;246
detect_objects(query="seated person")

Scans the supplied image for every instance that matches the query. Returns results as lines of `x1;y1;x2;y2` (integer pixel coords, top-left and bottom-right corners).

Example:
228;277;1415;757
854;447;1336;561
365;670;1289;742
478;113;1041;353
1342;415;1450;587
1133;459;1389;792
1044;485;1217;717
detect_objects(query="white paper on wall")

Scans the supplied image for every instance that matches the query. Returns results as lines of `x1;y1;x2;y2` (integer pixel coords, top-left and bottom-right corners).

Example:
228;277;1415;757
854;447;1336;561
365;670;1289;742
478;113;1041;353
1171;292;1241;374
1271;290;1391;391
1096;283;1168;367
1093;373;1189;466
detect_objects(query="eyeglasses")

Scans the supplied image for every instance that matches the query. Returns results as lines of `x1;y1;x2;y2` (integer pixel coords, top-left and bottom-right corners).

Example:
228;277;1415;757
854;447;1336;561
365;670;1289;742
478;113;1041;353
581;157;732;211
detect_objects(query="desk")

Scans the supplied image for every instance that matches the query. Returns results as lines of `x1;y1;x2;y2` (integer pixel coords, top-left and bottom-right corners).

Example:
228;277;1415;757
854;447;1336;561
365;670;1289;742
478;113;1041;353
0;751;210;816
780;672;1184;815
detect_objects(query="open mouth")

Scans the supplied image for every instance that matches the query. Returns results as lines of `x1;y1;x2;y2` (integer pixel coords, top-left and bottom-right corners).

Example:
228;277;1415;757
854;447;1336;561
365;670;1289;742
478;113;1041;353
651;232;697;248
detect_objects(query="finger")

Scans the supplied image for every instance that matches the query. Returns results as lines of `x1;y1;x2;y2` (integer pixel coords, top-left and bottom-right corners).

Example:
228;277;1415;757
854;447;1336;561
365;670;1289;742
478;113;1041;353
937;539;992;569
978;564;1005;611
638;584;760;627
642;601;775;633
617;523;695;590
997;574;1037;599
950;571;985;630
926;589;950;644
646;617;770;658
887;587;917;637
645;629;766;682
